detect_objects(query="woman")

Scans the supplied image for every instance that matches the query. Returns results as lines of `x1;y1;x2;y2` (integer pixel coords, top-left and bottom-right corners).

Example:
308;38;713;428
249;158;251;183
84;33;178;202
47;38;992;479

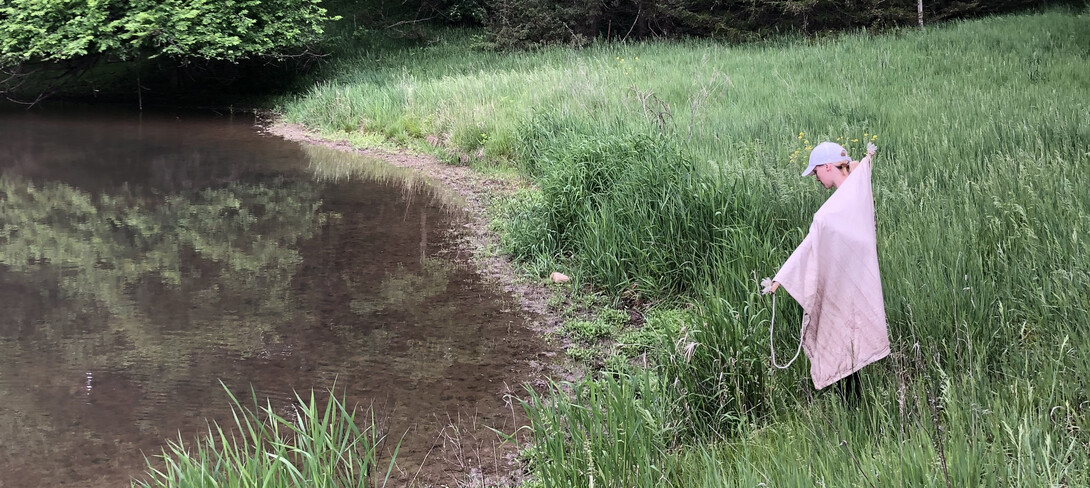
764;140;887;394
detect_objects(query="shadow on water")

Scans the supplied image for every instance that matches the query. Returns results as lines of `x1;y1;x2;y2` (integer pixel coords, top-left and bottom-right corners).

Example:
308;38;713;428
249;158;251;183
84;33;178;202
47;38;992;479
0;106;542;487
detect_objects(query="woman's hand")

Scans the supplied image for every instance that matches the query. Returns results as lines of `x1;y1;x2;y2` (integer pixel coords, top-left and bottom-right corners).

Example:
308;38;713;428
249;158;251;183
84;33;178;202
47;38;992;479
857;143;878;169
761;278;780;295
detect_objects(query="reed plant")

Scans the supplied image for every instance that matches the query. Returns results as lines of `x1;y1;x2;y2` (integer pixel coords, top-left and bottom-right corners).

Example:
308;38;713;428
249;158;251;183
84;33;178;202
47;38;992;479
134;384;399;488
283;7;1090;486
520;372;681;488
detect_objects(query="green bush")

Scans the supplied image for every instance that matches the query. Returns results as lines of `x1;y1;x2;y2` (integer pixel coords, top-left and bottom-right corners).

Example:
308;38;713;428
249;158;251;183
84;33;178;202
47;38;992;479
505;132;704;296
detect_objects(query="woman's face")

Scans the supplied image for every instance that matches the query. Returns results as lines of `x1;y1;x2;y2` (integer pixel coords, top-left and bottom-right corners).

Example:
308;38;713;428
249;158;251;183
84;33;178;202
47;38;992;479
814;164;837;189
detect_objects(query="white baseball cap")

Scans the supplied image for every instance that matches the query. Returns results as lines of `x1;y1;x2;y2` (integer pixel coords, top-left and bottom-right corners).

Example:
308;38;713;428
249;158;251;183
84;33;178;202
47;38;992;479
801;141;850;176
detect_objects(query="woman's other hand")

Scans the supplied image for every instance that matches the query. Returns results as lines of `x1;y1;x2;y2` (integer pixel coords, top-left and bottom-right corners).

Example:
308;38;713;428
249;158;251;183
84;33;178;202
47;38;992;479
761;278;780;295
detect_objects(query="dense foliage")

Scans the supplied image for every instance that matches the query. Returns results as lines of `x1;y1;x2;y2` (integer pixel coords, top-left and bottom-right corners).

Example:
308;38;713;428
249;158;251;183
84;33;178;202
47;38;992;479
311;0;1076;50
367;0;1068;47
0;0;333;66
0;0;337;100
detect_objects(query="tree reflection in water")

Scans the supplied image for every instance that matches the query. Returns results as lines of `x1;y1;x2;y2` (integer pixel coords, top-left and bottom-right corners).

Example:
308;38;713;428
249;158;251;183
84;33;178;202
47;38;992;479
0;172;329;459
0;119;522;486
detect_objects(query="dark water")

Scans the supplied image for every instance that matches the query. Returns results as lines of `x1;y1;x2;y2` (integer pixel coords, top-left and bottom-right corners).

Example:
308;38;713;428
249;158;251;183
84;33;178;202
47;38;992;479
0;107;540;487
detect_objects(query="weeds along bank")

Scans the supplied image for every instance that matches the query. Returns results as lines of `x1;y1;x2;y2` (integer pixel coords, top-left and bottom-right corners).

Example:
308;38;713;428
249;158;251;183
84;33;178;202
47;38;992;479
135;386;399;488
282;10;1090;486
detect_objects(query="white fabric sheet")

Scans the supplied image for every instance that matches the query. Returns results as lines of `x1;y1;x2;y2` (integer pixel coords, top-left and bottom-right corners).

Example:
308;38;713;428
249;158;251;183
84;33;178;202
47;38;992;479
774;158;890;389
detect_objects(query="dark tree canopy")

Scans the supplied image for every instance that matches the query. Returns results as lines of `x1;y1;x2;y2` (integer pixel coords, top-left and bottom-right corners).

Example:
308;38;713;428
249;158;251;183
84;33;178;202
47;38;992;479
0;0;335;66
363;0;1071;48
477;0;1062;48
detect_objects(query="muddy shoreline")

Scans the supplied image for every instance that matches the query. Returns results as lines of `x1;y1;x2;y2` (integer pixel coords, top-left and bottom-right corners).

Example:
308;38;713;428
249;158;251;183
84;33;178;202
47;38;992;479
263;120;569;486
263;121;565;336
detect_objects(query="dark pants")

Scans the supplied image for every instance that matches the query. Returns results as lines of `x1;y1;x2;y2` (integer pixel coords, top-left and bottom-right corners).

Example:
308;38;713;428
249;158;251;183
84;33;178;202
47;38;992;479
833;371;863;403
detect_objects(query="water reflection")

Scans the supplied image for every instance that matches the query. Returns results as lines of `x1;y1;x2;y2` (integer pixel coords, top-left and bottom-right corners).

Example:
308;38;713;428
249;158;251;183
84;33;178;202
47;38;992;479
0;109;535;487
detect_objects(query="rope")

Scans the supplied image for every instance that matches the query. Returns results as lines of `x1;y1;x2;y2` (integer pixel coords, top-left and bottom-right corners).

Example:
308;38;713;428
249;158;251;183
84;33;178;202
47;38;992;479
769;289;806;370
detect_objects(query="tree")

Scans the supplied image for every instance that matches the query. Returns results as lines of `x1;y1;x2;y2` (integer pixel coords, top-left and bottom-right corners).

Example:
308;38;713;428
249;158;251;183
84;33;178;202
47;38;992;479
0;0;336;98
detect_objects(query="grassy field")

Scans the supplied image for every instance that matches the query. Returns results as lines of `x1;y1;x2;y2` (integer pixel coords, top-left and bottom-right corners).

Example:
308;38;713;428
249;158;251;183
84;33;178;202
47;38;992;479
277;8;1090;486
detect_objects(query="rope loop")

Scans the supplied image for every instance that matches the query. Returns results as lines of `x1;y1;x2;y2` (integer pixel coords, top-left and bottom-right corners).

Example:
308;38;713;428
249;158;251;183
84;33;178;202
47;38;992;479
769;291;805;369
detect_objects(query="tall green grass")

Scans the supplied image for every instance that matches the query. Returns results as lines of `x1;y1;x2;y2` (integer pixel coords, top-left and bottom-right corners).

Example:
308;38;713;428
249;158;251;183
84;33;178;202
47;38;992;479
523;343;1088;487
134;384;400;488
672;357;1089;487
520;372;680;488
283;8;1090;486
494;130;791;299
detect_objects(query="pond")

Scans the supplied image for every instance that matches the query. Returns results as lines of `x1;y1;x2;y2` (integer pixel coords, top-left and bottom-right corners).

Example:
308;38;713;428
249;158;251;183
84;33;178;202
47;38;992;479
0;106;543;487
